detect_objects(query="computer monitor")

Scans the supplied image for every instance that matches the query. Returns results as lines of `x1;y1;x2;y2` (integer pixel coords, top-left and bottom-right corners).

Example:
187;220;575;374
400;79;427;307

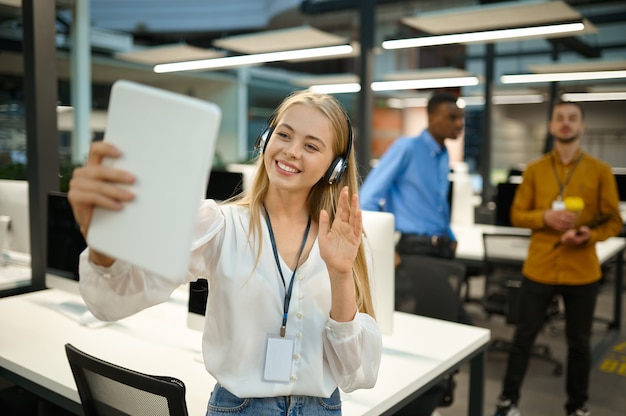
206;170;244;201
495;182;519;227
46;192;87;281
187;278;208;331
186;211;396;335
613;171;626;201
0;179;30;254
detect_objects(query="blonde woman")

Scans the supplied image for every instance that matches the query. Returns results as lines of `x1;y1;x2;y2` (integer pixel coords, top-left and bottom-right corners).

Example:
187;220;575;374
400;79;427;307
68;90;382;415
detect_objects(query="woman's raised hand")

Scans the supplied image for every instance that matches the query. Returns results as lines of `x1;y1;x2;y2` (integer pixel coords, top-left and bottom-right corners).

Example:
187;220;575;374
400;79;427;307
318;186;362;279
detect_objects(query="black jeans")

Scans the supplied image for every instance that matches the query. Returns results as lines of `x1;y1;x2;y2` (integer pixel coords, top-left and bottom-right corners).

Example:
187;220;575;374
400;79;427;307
501;276;599;412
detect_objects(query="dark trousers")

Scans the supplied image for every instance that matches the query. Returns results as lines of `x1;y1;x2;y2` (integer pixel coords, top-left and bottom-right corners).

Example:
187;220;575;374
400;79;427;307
501;276;599;412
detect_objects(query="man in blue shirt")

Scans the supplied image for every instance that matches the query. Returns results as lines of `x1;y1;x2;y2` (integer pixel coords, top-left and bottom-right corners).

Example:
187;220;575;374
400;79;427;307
360;92;465;259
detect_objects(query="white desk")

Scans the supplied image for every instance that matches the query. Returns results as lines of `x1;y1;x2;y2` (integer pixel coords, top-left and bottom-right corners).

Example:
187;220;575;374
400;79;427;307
452;223;626;342
0;287;490;416
453;223;625;266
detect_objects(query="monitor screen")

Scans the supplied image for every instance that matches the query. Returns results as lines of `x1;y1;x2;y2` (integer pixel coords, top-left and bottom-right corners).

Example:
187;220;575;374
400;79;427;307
46;192;87;281
187;278;208;331
495;182;519;227
206;170;244;201
614;173;626;202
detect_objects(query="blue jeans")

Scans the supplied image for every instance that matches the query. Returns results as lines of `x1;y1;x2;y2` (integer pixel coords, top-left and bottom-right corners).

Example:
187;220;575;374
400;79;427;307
206;383;342;416
501;276;599;412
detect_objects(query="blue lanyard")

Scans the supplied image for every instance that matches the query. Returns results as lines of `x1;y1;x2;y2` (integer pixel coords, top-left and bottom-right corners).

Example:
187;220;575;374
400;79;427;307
263;206;311;337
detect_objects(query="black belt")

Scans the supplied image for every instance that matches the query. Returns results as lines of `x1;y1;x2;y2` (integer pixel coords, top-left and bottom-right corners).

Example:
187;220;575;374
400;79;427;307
397;233;454;259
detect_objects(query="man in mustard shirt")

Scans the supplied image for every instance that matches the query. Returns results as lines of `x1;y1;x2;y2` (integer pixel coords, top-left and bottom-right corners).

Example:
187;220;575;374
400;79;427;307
493;101;623;416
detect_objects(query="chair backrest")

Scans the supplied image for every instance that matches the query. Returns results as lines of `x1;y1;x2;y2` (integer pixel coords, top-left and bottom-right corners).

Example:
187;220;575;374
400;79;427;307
400;255;466;322
65;343;189;416
481;233;529;323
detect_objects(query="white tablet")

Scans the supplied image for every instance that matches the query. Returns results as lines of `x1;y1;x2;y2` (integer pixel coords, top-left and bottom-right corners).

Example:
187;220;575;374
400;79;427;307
87;80;221;283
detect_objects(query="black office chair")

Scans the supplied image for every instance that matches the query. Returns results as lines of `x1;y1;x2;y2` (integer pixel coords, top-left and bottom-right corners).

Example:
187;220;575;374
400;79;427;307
65;343;189;416
396;254;467;323
481;233;563;376
394;255;467;415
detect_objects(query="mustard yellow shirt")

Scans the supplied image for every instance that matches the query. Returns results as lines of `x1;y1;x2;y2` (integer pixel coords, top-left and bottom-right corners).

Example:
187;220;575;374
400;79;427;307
511;149;623;285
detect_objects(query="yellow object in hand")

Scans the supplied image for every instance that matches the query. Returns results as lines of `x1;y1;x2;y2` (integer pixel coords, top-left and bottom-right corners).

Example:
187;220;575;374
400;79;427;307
564;196;584;211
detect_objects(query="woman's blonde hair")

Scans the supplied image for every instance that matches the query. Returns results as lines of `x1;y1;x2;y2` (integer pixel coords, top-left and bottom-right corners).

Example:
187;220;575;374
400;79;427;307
232;90;375;318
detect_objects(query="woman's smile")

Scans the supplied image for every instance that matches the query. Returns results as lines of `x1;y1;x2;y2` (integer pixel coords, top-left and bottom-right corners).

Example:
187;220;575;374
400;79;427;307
276;160;300;174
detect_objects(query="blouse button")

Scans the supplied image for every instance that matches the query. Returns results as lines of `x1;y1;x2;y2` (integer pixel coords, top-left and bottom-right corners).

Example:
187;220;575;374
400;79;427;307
291;376;297;382
297;273;304;281
295;332;302;339
296;312;303;319
293;353;300;360
297;293;304;299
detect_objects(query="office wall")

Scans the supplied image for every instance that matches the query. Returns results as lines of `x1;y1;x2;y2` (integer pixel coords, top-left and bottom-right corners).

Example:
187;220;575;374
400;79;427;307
371;105;464;165
493;101;626;178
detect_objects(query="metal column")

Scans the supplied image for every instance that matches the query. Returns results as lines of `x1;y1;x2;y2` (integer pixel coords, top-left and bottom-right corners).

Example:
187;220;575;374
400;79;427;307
22;0;60;291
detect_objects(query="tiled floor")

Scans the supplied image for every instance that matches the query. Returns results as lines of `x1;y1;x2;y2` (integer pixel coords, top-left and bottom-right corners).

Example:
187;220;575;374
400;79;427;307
430;256;626;416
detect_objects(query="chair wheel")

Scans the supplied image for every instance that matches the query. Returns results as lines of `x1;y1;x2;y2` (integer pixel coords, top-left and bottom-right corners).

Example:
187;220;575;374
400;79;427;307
553;364;563;376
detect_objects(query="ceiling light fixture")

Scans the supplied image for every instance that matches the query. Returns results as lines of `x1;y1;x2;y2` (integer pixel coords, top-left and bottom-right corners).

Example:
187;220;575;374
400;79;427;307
304;74;480;94
153;44;353;73
493;94;545;104
561;92;626;102
309;83;361;94
501;70;626;84
372;76;479;91
382;21;585;49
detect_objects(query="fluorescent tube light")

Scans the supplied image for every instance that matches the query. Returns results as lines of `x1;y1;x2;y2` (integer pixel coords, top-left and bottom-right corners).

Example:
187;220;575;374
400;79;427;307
153;44;353;73
389;94;544;108
372;76;479;91
561;92;626;102
309;83;361;94
305;74;479;94
460;97;486;106
382;22;584;49
493;94;545;104
501;70;626;84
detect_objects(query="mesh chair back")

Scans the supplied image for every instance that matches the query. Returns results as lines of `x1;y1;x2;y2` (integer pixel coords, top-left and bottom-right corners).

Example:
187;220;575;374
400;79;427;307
65;343;189;416
481;233;529;323
400;255;466;322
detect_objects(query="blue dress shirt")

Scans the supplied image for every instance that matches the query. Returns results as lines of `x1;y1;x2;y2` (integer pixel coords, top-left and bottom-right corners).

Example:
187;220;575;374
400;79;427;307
360;130;455;241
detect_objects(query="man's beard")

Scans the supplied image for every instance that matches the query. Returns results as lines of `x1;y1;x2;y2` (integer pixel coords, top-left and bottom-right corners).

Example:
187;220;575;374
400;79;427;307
554;133;579;144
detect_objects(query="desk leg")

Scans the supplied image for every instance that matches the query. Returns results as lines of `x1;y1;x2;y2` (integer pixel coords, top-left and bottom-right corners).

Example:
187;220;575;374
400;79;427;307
611;248;624;331
468;349;485;416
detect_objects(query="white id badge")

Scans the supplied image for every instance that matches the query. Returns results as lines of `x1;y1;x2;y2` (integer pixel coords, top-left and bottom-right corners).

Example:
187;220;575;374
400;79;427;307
263;335;295;383
552;200;566;210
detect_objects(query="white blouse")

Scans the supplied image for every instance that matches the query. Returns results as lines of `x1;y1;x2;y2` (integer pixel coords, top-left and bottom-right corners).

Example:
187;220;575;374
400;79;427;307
78;199;382;398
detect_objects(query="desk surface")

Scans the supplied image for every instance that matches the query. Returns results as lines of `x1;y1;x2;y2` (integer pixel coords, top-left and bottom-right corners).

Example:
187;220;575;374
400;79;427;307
0;286;489;416
453;223;626;264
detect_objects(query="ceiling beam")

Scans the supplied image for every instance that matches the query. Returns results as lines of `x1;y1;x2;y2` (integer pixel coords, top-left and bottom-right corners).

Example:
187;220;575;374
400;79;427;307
549;36;601;58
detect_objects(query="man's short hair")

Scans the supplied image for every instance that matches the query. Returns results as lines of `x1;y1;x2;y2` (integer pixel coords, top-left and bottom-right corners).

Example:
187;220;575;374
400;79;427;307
553;100;585;120
427;93;459;114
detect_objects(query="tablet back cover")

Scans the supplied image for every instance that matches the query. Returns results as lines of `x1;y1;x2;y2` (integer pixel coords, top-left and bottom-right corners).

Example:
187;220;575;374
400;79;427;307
87;80;221;283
